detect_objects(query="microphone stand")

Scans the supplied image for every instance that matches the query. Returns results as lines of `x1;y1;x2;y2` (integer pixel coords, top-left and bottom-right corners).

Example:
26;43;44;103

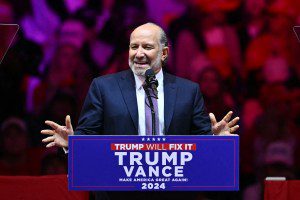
143;85;156;136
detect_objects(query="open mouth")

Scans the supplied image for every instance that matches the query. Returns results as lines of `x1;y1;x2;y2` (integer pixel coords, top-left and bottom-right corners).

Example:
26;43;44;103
134;62;149;67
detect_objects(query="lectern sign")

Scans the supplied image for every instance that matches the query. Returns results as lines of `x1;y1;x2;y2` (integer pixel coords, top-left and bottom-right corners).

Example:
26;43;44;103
68;135;239;191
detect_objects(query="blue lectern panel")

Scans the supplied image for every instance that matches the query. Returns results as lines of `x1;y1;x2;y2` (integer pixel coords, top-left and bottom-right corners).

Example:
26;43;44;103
68;135;239;191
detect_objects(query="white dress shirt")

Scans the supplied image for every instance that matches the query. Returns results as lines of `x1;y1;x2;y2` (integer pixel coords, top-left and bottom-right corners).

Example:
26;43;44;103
133;69;165;136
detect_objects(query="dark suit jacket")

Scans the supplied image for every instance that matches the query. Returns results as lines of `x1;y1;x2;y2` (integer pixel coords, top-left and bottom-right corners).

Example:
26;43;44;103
75;69;211;136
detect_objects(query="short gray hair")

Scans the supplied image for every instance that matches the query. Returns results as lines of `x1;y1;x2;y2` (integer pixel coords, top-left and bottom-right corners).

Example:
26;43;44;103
145;22;168;66
145;22;168;48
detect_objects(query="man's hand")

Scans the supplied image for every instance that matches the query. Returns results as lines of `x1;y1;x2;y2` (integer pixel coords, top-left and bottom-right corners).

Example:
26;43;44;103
209;111;239;135
41;115;74;148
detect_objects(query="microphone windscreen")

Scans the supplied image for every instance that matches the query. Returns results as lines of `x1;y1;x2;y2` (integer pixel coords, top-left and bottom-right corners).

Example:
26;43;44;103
145;68;155;77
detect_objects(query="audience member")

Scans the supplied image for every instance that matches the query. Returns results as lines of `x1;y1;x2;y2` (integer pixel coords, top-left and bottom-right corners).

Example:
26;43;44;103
0;117;41;175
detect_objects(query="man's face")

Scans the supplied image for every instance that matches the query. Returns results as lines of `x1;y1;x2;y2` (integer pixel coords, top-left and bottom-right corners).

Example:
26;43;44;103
129;26;163;76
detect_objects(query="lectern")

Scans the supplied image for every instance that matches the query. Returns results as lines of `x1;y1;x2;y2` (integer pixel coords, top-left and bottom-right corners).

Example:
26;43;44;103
68;135;239;191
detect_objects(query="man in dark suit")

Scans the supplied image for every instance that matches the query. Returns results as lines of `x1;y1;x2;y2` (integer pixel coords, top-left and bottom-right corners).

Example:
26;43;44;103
41;22;239;200
41;22;239;151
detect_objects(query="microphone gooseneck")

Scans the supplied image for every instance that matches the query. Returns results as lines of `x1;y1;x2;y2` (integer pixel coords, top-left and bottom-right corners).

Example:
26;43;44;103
144;69;159;135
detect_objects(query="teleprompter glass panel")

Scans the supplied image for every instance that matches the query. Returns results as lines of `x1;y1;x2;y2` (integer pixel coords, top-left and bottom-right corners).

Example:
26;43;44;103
0;24;19;64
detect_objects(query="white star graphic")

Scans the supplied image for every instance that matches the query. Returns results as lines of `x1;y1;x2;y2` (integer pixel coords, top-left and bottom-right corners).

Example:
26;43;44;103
147;138;151;141
162;138;166;141
142;138;145;141
152;138;156;141
157;138;161;141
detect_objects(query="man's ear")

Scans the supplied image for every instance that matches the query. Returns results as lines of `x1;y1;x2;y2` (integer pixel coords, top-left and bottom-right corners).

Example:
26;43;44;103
161;46;169;61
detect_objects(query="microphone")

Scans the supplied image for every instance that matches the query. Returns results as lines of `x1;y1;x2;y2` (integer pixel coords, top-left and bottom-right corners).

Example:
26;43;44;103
143;69;159;135
145;69;158;98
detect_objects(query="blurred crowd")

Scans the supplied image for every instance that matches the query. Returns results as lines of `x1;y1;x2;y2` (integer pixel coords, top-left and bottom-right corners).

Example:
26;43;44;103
0;0;300;199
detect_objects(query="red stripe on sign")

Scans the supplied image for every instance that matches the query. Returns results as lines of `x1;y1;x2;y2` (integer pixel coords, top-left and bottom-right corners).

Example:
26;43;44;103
111;143;197;151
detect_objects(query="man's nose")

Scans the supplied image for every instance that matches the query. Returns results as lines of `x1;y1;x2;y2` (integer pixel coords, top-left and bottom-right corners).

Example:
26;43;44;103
136;47;145;58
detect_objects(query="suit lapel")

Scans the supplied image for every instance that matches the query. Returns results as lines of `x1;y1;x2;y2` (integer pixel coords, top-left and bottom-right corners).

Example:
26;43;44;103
163;72;177;134
118;70;139;133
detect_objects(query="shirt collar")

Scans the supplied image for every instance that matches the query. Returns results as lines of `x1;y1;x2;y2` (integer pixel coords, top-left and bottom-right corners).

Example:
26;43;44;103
133;68;163;90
